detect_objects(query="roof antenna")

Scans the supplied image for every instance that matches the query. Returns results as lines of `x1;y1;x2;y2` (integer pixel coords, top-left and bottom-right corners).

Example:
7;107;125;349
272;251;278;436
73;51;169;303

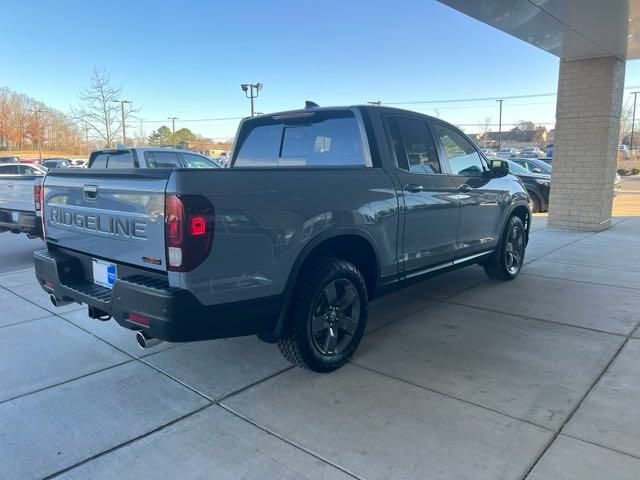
305;100;320;109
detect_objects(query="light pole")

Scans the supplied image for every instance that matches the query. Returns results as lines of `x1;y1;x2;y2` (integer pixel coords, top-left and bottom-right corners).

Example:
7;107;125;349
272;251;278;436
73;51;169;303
168;117;178;135
29;107;46;162
630;91;640;153
496;99;504;150
113;100;131;144
240;83;263;116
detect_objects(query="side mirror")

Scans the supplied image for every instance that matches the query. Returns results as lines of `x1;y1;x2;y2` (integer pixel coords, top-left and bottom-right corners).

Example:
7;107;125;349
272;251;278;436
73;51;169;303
490;159;509;178
532;167;543;174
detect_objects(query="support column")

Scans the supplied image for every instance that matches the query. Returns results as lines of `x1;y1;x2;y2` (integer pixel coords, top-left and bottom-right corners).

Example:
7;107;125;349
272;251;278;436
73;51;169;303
548;56;625;231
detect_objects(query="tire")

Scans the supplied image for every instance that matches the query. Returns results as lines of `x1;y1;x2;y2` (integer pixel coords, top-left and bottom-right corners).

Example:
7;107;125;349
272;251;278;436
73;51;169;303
483;215;526;281
528;191;541;213
278;257;368;372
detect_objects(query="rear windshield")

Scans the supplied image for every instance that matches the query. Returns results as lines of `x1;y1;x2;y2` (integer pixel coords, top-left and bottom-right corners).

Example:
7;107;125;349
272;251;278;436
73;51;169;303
234;110;366;167
90;151;134;168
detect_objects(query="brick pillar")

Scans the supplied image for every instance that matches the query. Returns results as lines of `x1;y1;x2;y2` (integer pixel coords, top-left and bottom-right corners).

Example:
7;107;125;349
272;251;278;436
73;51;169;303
548;56;625;231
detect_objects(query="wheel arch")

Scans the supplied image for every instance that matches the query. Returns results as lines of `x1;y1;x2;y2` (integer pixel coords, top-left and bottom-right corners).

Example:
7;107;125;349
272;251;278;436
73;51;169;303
267;228;381;340
507;202;531;244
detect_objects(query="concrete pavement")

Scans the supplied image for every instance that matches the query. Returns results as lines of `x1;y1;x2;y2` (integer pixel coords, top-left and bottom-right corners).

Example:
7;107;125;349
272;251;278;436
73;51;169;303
1;215;640;479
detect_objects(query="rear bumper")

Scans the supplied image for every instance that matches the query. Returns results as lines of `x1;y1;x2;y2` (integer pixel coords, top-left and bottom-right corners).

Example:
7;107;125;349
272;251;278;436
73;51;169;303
0;209;41;236
33;248;282;342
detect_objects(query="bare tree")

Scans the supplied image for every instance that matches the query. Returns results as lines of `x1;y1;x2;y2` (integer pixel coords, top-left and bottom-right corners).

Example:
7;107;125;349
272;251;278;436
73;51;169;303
481;116;492;147
71;68;139;147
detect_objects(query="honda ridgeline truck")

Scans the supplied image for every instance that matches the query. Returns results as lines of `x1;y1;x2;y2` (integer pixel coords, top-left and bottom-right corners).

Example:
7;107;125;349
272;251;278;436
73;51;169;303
34;106;531;372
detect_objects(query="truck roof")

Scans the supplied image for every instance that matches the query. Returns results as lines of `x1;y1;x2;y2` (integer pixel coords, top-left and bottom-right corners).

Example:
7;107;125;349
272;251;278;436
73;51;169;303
92;146;194;155
248;105;442;123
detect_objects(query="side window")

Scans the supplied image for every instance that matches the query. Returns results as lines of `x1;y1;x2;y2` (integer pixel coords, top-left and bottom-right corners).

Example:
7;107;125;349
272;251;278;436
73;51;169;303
0;165;18;174
106;151;134;168
434;124;486;176
181;153;215;168
90;154;108;168
19;165;40;175
145;151;181;168
388;117;441;174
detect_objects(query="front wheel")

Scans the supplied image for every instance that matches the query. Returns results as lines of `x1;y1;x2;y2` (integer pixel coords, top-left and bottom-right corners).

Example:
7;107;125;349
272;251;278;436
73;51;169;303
278;258;368;372
484;215;526;281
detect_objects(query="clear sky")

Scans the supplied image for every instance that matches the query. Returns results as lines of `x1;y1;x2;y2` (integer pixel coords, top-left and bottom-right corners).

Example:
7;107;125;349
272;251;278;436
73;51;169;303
3;0;640;139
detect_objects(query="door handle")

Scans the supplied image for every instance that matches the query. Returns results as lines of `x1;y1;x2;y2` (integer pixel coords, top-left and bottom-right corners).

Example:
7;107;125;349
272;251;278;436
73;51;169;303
458;184;472;193
404;184;424;193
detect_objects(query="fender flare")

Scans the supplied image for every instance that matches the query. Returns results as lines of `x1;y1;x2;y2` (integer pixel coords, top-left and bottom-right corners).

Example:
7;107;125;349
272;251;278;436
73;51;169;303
268;227;381;339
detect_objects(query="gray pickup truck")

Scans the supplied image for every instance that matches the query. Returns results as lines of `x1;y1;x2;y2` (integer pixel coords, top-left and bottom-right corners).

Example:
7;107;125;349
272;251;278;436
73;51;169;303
34;105;531;372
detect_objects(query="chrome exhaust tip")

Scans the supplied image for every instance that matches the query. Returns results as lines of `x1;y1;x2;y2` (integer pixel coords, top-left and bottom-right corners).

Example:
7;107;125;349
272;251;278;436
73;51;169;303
136;331;163;349
50;294;73;307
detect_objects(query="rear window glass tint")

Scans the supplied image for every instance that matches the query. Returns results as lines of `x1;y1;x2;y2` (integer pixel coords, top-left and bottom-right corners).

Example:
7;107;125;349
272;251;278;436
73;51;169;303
106;152;134;168
90;154;108;168
234;111;365;167
145;151;181;168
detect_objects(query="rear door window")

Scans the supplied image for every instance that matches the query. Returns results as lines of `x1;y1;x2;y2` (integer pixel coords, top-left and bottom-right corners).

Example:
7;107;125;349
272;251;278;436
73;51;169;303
234;110;367;167
387;116;442;174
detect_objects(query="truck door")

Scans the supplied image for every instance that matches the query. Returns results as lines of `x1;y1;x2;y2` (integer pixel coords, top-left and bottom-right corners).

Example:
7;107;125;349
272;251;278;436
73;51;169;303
431;122;505;259
385;115;460;277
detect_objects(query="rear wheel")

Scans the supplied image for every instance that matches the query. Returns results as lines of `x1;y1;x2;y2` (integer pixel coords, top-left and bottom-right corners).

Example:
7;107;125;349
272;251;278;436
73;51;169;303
484;215;526;281
278;257;368;372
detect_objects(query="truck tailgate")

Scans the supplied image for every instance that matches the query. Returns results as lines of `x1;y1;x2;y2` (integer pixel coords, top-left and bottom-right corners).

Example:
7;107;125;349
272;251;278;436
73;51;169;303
43;169;171;271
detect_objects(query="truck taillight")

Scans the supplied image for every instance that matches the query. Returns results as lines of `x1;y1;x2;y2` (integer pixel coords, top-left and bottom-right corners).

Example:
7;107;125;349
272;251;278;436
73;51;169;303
165;194;215;272
34;184;42;213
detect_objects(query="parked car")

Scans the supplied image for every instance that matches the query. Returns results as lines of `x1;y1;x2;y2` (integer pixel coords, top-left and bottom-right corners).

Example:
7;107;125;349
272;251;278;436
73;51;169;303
519;147;545;158
0;163;45;237
493;157;550;213
480;148;496;156
497;147;518;158
88;147;221;169
42;158;71;169
540;157;553;166
619;144;630;159
70;159;88;168
512;157;552;174
34;105;531;372
0;156;21;163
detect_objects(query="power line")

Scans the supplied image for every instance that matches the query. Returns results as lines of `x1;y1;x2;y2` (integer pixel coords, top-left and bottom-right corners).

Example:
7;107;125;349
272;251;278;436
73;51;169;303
385;92;557;105
134;86;640;126
138;116;245;123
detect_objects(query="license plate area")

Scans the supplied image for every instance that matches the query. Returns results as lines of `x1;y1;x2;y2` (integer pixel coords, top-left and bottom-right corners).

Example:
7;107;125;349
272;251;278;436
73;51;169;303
92;259;117;289
11;212;19;223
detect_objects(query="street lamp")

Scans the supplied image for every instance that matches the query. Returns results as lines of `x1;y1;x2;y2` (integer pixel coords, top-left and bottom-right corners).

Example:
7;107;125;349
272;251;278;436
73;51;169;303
630;91;640;153
113;99;132;144
240;83;263;116
496;99;504;150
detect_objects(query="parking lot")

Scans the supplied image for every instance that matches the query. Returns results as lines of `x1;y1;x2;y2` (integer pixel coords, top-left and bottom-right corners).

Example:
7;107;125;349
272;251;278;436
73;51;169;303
1;211;639;480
